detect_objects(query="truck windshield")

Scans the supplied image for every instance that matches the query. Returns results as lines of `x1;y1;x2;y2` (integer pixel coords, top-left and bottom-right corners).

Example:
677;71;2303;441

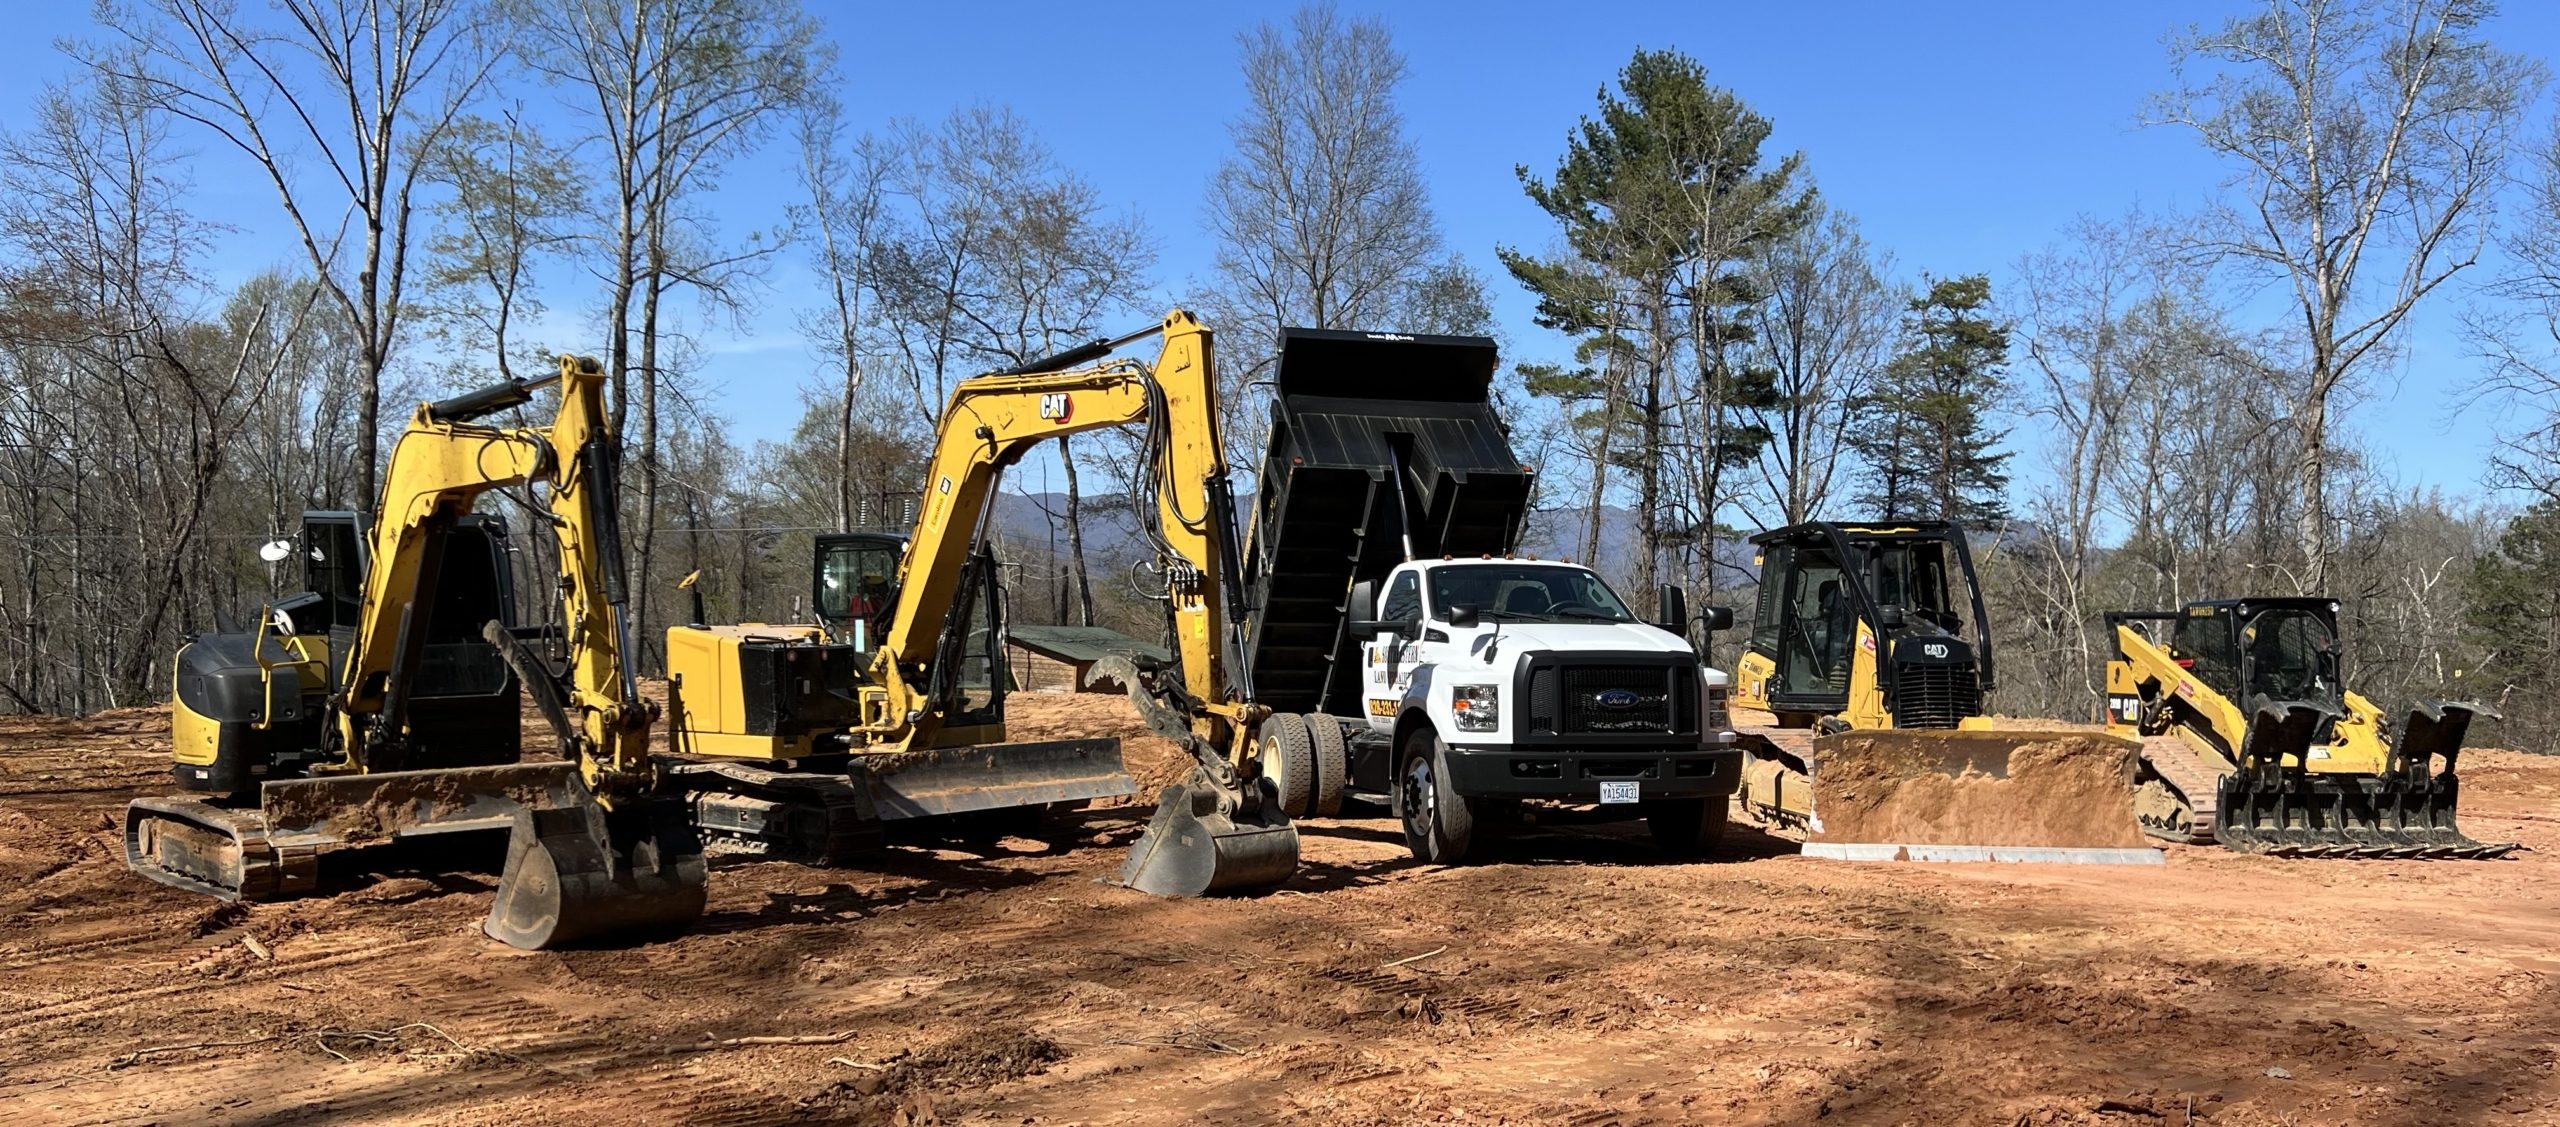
1428;564;1637;624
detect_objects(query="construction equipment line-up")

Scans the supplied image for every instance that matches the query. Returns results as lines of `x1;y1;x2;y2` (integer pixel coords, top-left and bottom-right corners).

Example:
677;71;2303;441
119;311;2517;949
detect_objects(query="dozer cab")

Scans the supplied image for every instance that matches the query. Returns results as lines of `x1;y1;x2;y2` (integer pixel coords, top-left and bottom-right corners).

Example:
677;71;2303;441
2106;598;2516;858
663;310;1300;896
126;356;707;948
1731;521;2144;856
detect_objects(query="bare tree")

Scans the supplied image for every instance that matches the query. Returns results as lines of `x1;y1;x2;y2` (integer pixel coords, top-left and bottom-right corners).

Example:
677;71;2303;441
100;0;497;508
512;0;822;666
2150;0;2543;590
1745;203;1895;527
791;91;893;531
1203;1;1488;456
2466;110;2560;502
419;107;583;383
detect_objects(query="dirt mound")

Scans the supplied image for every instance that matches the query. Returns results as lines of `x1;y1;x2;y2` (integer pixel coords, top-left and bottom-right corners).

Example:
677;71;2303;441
1809;728;2147;848
1001;691;1192;805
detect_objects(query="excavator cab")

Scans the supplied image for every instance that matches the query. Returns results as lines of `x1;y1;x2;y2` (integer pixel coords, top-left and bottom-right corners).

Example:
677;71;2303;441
813;531;904;649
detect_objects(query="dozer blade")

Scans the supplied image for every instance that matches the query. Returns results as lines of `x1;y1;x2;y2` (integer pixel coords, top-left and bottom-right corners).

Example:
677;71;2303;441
486;791;708;950
1119;771;1300;897
861;739;1135;821
1798;727;2154;858
124;762;586;902
2214;699;2517;860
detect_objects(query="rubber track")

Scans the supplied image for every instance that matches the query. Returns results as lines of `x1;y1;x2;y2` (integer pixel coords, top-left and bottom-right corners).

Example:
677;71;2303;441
2135;736;2221;845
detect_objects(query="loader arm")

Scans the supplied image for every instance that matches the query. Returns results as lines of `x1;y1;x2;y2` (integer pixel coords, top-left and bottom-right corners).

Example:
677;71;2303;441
333;355;653;799
2109;620;2248;759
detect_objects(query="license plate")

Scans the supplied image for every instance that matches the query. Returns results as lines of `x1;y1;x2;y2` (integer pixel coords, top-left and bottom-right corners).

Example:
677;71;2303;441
1598;781;1639;804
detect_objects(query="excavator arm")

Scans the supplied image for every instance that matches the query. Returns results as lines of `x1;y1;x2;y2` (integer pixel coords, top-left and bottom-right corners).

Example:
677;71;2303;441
866;310;1296;894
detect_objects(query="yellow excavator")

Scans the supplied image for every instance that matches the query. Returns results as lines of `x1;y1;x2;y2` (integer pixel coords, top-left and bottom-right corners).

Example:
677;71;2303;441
127;356;706;948
1730;520;2139;851
662;310;1300;895
2106;598;2517;858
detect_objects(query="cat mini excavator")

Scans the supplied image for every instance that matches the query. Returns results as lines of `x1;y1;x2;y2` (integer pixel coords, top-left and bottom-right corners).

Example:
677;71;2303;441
126;355;707;948
1730;520;2140;849
2106;598;2517;858
662;310;1301;896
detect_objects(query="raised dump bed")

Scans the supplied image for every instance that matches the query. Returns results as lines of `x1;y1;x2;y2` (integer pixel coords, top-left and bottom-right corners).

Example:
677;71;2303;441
1239;327;1531;716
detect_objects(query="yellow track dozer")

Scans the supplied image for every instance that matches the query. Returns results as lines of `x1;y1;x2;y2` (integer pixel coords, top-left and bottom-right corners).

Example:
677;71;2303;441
1731;521;2148;859
2106;600;2516;858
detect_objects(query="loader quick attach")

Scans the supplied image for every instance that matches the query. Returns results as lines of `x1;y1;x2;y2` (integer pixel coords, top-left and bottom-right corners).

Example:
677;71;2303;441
2106;600;2515;859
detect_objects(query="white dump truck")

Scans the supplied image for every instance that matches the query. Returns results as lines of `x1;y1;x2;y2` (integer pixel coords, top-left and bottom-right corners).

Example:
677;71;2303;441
1237;327;1741;864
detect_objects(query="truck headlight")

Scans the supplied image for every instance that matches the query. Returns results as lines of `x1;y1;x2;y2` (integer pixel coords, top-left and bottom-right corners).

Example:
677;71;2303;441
1452;684;1499;731
1707;684;1730;731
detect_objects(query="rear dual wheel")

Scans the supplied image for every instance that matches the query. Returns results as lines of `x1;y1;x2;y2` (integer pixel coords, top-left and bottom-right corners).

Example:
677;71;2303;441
1258;713;1350;819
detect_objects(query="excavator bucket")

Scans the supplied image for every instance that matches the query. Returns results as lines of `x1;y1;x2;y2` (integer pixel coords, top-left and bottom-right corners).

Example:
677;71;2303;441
1793;726;2158;862
1119;769;1301;896
2215;699;2518;859
486;792;708;949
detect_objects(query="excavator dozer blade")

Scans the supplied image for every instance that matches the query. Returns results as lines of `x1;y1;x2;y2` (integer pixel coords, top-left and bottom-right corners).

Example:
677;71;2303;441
1119;773;1300;897
862;739;1136;821
124;762;588;903
486;792;708;949
1798;727;2156;860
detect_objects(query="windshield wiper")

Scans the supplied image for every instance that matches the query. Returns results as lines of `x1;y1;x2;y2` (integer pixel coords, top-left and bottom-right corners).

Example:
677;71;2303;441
1547;610;1630;623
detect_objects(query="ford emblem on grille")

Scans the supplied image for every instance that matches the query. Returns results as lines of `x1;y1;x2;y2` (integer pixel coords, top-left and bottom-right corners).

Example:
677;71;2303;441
1595;689;1641;709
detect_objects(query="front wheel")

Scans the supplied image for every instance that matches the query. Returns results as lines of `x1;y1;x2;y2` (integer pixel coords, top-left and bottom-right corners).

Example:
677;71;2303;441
1645;796;1730;857
1396;731;1476;864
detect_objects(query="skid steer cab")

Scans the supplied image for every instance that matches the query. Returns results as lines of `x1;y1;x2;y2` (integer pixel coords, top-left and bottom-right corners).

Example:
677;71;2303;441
1329;557;1741;864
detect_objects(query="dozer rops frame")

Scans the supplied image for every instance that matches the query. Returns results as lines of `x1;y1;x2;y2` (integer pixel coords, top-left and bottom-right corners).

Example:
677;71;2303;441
2106;598;2516;858
1729;520;2145;857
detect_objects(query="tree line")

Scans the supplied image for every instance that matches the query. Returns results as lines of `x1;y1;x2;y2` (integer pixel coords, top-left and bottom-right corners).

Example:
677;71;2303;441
0;0;2555;753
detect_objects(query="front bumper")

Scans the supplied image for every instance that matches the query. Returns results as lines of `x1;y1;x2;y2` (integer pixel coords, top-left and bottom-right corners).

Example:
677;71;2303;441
1441;734;1742;800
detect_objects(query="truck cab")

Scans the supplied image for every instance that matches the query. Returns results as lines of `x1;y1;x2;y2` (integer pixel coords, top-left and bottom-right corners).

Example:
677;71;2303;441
1344;557;1740;862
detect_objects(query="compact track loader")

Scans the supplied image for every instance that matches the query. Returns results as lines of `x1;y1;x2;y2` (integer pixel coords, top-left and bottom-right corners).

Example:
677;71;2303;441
1732;521;2145;856
2106;599;2516;858
127;356;706;948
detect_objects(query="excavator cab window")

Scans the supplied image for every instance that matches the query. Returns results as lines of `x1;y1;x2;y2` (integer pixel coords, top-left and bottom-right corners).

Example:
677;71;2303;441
814;533;902;647
412;520;516;699
2241;608;2341;709
300;512;370;636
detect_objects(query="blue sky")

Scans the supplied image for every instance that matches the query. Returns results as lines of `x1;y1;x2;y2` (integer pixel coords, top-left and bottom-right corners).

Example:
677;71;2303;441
7;1;2556;508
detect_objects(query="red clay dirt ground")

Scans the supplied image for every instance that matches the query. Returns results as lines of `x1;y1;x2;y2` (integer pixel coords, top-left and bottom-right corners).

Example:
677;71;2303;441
0;694;2554;1126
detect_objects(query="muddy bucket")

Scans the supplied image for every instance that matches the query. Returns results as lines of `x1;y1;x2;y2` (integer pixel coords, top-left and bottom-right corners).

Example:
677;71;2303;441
1119;773;1300;896
486;791;708;949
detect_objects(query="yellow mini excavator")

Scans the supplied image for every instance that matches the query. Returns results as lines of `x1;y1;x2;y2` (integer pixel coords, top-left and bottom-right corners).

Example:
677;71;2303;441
2106;598;2517;858
127;356;706;948
662;310;1301;895
1730;520;2140;851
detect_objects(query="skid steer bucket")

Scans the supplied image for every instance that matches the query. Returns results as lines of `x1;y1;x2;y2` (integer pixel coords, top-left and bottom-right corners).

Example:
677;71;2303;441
2216;699;2519;859
1119;770;1300;896
1796;726;2157;861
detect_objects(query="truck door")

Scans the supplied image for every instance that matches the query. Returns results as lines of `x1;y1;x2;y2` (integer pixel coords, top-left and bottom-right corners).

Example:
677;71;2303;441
1363;570;1424;733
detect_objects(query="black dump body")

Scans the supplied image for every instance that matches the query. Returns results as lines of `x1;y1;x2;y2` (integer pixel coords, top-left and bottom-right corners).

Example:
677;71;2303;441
1241;327;1531;716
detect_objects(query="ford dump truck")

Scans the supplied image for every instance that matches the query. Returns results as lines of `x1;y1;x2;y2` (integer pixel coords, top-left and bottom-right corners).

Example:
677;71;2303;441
1237;327;1742;863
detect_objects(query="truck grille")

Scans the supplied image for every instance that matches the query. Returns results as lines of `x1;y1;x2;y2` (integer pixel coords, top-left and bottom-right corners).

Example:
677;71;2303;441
1528;664;1696;736
1892;664;1980;729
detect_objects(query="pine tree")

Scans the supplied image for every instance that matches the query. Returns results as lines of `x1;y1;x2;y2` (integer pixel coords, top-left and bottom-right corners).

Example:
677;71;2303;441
2462;501;2560;742
1850;275;2012;527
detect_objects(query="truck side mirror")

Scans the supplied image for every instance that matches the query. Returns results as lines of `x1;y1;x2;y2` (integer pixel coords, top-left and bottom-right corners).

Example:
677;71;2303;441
1656;583;1689;636
1346;579;1387;636
1447;605;1480;629
1701;605;1734;632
